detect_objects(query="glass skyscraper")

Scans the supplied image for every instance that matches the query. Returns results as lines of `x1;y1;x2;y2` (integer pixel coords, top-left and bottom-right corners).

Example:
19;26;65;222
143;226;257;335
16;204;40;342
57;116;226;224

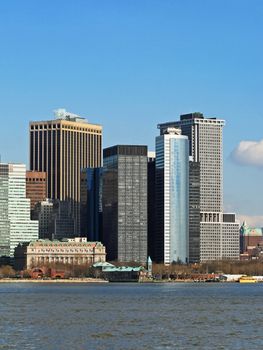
159;113;240;262
0;164;39;260
103;145;148;263
155;128;189;264
80;168;103;241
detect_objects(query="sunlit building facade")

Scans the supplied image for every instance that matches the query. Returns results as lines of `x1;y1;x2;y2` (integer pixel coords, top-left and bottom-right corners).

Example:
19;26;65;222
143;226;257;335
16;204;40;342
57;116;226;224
29;109;102;234
0;163;38;259
159;113;240;261
155;128;189;264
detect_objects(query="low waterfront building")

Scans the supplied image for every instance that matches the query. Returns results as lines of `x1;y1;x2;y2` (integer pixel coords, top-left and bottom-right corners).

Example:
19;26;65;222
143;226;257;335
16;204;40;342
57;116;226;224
92;261;146;282
240;221;263;255
15;237;106;269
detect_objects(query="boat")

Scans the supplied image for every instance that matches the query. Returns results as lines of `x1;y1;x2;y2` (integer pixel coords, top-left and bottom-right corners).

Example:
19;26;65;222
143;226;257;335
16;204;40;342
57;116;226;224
239;276;257;283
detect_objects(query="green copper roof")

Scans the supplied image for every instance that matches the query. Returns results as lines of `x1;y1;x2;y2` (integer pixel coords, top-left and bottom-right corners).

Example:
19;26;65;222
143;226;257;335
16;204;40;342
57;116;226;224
240;222;263;237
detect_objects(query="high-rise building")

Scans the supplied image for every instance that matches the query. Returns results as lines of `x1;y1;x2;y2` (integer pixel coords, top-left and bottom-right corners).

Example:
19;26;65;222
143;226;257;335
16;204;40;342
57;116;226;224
32;199;76;240
159;112;240;261
189;161;200;263
29;109;102;234
80;168;103;241
32;199;54;239
147;151;156;261
0;164;38;260
155;128;189;264
26;171;47;213
103;145;148;263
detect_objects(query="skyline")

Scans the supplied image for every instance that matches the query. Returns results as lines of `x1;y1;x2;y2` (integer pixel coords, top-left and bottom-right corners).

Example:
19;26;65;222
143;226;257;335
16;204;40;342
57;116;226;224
0;1;263;224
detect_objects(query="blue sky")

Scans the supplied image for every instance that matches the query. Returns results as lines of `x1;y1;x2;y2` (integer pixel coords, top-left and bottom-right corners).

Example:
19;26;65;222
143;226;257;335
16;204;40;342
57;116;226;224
0;0;263;224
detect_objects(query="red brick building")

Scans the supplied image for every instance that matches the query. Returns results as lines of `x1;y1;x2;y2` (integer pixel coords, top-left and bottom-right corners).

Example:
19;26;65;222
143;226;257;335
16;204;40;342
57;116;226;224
26;171;47;211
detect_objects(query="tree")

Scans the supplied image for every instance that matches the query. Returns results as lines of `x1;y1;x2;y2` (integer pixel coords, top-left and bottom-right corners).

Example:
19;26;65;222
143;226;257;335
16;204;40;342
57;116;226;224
0;265;16;278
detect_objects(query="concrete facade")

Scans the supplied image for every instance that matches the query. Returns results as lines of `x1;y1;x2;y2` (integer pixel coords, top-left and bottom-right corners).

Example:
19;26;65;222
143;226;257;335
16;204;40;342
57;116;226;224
0;163;39;259
158;113;240;262
26;237;106;269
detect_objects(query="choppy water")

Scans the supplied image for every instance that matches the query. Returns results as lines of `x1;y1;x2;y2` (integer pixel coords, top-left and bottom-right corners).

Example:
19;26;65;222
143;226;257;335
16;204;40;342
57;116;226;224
0;282;262;350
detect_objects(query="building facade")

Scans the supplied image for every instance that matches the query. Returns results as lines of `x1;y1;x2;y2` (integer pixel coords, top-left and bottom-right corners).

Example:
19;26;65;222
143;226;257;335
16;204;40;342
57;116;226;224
240;221;263;254
32;199;54;239
25;237;106;269
103;145;148;263
26;171;47;213
0;164;38;259
159;112;240;261
189;161;200;263
155;128;189;264
147;152;156;261
80;168;103;241
32;199;76;240
29;109;102;234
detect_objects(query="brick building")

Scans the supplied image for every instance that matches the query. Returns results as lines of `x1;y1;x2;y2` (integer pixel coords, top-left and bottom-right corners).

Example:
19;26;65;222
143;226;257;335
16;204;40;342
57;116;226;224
26;171;47;212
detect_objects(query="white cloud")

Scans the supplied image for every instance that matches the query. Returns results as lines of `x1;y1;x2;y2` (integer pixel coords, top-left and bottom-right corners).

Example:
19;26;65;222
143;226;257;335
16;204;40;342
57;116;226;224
237;215;263;227
231;140;263;167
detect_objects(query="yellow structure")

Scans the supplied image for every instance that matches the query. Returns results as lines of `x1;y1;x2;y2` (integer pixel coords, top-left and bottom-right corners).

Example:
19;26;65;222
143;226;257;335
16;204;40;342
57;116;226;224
239;276;257;283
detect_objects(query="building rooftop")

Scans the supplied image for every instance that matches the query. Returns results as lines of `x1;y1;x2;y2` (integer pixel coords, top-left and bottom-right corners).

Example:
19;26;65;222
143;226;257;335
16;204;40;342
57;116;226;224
29;109;102;128
103;145;148;158
240;222;263;236
28;239;104;247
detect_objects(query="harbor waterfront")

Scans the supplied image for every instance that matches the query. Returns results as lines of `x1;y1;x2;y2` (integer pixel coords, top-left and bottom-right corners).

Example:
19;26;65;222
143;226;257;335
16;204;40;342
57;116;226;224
0;282;262;350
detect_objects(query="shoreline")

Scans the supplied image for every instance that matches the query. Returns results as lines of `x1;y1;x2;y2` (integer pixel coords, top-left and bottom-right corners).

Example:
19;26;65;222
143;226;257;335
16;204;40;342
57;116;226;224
0;278;108;283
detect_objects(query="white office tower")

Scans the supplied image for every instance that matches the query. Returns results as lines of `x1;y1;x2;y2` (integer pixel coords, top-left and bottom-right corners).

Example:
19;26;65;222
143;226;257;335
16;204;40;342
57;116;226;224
159;113;240;262
155;127;189;264
0;164;39;259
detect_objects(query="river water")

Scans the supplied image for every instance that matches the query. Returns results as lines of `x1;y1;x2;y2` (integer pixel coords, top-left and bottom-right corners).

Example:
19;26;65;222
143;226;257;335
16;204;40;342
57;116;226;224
0;282;262;349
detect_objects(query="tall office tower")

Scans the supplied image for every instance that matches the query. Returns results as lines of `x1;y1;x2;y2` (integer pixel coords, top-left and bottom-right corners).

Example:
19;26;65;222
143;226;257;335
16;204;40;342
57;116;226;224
147;152;156;261
26;171;47;213
32;199;75;240
32;199;54;239
189;161;200;263
103;145;148;263
80;168;103;241
48;200;75;240
29;109;102;234
155;128;189;264
0;164;38;260
159;112;240;261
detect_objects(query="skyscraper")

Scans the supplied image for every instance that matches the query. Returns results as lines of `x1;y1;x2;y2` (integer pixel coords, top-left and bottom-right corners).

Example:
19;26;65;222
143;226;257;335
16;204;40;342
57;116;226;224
159;112;240;261
189;160;200;263
103;145;148;263
155;127;189;264
29;109;102;234
32;199;53;239
26;171;47;213
147;151;156;261
80;168;103;241
0;164;38;260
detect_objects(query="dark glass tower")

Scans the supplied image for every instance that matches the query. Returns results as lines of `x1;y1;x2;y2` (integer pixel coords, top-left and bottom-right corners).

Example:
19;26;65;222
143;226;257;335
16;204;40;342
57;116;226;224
103;145;148;263
80;168;103;241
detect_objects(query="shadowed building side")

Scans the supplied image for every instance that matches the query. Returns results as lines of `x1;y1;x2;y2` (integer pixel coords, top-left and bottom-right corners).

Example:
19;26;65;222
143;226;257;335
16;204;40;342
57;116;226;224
103;145;148;263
